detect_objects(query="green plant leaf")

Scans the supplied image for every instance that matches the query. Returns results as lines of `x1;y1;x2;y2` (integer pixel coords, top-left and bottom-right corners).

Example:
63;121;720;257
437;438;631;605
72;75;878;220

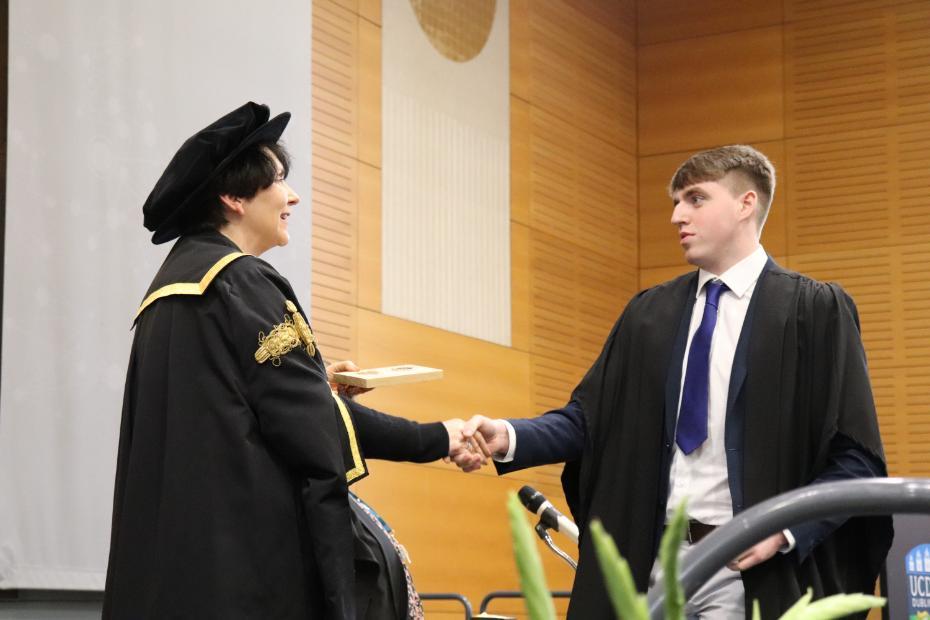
507;491;556;620
779;587;814;620
590;519;649;620
795;594;886;620
659;500;687;620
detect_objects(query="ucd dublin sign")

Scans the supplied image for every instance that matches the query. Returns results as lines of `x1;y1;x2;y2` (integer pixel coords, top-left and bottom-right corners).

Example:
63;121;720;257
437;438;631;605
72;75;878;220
907;544;930;617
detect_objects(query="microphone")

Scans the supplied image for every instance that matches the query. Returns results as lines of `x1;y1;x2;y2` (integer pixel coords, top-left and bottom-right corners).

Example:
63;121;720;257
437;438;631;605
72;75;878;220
518;485;579;544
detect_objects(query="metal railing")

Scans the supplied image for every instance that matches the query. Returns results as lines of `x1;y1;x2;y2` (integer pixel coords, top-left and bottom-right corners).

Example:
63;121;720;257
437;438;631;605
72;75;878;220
419;592;474;618
646;477;930;619
479;590;572;616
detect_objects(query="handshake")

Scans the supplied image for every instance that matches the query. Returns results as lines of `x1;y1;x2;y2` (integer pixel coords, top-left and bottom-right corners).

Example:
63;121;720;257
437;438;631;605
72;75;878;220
441;416;509;473
326;360;510;473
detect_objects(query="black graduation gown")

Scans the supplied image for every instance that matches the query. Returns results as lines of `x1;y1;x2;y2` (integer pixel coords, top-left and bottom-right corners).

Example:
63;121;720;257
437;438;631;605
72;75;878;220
561;261;892;618
104;231;447;619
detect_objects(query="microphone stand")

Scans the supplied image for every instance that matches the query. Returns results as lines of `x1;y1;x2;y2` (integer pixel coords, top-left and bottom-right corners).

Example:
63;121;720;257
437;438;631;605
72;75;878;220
534;523;577;571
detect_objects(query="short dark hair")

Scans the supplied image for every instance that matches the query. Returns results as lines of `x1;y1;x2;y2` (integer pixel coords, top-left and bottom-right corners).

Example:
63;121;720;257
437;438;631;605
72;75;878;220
668;145;776;230
179;141;291;235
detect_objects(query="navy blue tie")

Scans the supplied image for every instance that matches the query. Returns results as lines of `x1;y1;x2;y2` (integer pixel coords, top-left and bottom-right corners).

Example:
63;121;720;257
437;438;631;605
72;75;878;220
676;279;728;455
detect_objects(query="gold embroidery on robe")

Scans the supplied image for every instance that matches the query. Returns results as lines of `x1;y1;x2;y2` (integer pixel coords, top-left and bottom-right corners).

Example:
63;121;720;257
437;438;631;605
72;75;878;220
285;300;316;357
255;301;317;365
255;316;301;366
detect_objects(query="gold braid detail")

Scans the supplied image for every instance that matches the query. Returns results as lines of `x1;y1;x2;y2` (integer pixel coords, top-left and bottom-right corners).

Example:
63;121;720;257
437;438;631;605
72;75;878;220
255;316;301;366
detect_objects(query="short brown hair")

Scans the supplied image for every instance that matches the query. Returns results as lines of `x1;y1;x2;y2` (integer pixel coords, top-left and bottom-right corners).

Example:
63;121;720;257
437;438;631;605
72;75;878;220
668;145;776;230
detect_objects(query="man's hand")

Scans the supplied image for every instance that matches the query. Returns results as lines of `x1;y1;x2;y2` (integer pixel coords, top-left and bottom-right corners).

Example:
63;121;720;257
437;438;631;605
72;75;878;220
446;415;509;473
325;360;373;399
727;531;787;571
442;418;487;469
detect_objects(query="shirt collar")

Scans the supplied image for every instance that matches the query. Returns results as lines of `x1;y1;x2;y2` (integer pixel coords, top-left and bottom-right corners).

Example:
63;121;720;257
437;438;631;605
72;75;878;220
696;245;768;300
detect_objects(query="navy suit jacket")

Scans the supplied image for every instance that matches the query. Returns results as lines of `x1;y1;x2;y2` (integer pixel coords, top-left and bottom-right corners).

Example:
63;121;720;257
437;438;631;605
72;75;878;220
497;260;882;561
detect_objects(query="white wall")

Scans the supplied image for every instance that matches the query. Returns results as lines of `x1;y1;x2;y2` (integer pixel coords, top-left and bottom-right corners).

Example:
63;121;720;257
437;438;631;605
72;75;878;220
382;0;511;346
0;0;312;589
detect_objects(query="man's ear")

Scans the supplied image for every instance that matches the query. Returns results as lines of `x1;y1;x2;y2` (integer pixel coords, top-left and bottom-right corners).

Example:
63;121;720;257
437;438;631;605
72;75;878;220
738;190;758;223
219;194;245;216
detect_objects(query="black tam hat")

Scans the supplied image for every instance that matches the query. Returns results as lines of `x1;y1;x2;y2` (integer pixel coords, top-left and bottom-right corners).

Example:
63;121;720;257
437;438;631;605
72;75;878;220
142;101;290;244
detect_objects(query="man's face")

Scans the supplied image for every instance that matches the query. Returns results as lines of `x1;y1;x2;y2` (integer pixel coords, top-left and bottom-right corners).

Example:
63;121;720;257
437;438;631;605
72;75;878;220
670;177;745;273
240;152;299;254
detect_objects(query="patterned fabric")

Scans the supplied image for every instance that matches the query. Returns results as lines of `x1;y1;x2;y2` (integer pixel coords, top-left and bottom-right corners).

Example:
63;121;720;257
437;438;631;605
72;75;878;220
351;495;425;620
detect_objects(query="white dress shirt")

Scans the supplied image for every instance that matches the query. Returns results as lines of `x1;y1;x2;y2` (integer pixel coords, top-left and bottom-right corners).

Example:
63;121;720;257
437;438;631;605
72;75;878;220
665;245;768;526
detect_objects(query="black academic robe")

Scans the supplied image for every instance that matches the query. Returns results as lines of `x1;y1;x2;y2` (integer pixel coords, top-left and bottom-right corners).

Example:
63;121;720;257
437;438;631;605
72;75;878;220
104;231;447;619
562;261;892;618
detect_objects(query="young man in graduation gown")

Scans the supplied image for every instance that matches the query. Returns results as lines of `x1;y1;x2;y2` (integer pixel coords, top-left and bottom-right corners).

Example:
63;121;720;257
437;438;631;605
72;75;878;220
104;102;468;619
455;145;892;618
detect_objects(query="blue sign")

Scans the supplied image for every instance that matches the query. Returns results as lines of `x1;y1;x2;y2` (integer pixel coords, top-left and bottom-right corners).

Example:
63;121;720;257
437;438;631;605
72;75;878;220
907;544;930;619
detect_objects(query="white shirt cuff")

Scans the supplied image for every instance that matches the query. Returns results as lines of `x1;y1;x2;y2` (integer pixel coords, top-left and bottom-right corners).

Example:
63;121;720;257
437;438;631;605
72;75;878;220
780;528;796;553
495;420;517;463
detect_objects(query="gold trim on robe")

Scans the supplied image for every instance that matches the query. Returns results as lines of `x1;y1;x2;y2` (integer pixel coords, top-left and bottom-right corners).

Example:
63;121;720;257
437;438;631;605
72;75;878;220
134;252;248;321
332;393;367;483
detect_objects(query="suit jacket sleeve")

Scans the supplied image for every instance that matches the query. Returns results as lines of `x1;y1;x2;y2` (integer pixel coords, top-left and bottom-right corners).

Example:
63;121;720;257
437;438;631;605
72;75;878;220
495;399;586;474
788;433;885;561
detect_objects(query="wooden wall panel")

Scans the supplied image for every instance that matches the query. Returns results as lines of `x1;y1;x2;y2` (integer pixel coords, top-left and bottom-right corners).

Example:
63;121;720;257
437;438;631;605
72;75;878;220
311;145;357;305
312;0;360;359
311;297;356;363
357;17;380;168
312;0;358;156
518;0;636;153
899;245;930;475
355;310;531;422
638;27;784;156
510;97;532;228
785;11;888;137
358;0;380;26
638;151;687;269
356;161;380;312
784;0;894;22
525;106;637;268
786;130;892;254
899;122;930;245
785;2;930;137
528;229;635;369
786;123;930;254
511;222;531;353
639;263;693;290
896;3;930;125
509;0;532;103
638;0;782;46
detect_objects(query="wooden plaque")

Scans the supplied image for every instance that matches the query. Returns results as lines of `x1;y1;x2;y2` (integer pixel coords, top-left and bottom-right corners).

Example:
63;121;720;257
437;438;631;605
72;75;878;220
331;364;443;388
